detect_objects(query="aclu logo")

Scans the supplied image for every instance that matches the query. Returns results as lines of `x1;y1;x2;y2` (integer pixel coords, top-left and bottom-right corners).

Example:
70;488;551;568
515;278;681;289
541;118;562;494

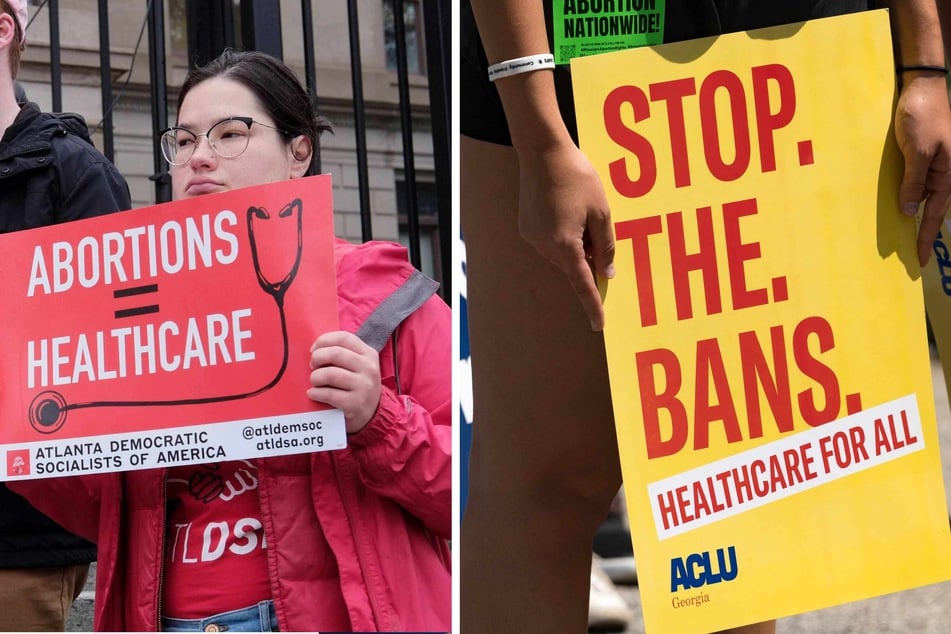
670;545;738;592
932;229;951;297
6;449;31;477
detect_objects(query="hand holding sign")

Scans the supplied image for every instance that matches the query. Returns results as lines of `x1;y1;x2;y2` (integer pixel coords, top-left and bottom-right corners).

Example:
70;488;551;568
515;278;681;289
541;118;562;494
893;74;951;266
308;331;382;434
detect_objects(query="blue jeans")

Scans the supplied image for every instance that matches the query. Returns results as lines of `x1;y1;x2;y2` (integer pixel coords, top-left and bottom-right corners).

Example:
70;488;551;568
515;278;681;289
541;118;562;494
161;600;279;632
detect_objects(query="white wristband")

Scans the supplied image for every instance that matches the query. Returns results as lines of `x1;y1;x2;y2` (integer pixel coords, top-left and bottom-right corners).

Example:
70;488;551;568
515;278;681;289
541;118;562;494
487;54;556;82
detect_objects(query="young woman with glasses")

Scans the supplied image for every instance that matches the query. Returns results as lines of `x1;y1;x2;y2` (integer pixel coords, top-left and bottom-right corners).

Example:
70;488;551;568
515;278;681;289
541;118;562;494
12;49;451;633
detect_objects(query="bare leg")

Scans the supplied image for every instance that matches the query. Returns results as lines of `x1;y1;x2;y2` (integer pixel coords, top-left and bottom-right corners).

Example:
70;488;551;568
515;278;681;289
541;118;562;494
460;136;622;633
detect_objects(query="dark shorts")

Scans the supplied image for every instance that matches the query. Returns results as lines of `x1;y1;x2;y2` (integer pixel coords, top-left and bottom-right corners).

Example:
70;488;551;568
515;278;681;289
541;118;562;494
460;0;874;147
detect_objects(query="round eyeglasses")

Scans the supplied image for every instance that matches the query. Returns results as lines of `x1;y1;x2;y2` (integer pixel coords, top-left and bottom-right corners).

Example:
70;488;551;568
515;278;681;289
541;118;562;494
159;116;289;166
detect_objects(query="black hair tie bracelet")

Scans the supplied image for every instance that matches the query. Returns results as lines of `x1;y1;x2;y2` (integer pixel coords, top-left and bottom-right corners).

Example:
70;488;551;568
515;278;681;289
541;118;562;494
897;65;950;75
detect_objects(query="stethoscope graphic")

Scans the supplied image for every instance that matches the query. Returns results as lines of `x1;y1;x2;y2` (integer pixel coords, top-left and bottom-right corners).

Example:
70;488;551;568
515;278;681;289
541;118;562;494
28;198;305;435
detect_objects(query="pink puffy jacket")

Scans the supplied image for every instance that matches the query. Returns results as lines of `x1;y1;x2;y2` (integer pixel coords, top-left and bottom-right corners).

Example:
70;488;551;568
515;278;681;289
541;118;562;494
11;239;452;632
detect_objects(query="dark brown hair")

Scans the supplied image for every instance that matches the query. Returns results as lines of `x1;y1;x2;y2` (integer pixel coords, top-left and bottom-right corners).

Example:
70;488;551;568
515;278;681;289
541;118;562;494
178;49;332;176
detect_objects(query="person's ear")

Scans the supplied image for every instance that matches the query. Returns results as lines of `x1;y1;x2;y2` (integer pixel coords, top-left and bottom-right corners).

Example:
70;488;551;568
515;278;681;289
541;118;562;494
0;13;17;50
289;135;313;178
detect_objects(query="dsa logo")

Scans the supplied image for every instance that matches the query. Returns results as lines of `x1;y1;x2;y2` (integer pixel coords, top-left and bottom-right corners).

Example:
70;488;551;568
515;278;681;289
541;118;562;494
6;449;30;476
670;545;738;592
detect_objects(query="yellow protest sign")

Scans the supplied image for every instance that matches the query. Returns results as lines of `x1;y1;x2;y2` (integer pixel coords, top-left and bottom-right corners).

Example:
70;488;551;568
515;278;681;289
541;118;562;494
572;10;951;632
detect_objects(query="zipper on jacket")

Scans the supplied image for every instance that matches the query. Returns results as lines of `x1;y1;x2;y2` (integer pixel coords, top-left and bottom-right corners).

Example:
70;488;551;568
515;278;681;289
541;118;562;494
257;468;286;632
331;453;390;630
156;471;168;631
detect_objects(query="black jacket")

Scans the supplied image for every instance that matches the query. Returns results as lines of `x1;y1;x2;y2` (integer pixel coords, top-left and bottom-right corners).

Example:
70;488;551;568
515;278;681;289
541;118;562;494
0;101;131;568
0;101;130;231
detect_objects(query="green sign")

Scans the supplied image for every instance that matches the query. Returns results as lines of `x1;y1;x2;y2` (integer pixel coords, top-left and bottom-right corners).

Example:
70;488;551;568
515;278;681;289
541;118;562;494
553;0;665;65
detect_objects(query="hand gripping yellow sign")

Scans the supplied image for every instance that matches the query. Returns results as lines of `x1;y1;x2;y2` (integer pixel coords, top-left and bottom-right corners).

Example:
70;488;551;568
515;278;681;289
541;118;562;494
572;10;951;632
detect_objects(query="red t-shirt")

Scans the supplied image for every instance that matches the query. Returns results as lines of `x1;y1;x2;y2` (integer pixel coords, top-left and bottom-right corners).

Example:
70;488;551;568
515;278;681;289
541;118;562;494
163;460;271;618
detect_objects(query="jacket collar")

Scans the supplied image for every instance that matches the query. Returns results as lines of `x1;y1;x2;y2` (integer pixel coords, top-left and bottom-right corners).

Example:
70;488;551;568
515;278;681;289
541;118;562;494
0;102;93;161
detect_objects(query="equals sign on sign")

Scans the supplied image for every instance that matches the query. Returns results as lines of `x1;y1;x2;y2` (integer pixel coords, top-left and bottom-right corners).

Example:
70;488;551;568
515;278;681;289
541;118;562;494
113;284;159;318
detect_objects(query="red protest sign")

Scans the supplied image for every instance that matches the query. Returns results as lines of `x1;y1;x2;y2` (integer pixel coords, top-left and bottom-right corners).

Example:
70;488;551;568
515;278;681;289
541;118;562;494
1;175;347;479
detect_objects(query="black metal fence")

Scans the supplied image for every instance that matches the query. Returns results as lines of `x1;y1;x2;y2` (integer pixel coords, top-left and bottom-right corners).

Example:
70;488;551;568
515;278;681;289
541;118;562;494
27;0;451;301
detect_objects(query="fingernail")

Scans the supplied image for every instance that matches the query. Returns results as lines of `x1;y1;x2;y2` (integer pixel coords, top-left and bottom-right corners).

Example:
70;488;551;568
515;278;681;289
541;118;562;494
603;263;616;279
902;202;919;216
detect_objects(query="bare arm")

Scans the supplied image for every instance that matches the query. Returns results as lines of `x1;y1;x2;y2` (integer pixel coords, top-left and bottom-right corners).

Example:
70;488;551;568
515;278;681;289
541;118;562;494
886;0;951;265
469;1;615;330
